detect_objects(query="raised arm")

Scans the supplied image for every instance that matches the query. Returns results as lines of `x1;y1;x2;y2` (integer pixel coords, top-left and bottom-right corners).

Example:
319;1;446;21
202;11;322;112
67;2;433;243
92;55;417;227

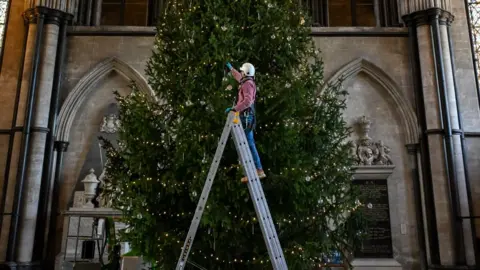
226;62;242;83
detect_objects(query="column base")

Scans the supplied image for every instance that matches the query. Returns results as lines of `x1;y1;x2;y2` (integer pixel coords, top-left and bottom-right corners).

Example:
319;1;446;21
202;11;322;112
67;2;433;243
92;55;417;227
0;261;42;270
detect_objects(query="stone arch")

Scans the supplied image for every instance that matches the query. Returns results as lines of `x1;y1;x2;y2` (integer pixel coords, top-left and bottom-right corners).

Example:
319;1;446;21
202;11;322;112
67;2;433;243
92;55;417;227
56;57;155;142
324;58;420;145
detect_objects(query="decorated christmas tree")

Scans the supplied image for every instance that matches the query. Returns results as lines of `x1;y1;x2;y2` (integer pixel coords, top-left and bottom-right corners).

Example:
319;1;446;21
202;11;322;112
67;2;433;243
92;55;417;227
101;0;366;269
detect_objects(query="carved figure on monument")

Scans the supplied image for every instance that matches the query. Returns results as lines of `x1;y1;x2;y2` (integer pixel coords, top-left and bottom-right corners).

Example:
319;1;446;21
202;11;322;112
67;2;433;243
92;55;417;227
350;142;359;164
351;116;394;166
100;114;121;133
358;146;375;165
375;140;393;165
73;191;85;208
95;164;113;208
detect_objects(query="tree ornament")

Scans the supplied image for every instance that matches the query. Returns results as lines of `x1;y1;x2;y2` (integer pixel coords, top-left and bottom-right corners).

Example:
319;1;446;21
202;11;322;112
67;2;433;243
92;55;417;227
100;1;366;268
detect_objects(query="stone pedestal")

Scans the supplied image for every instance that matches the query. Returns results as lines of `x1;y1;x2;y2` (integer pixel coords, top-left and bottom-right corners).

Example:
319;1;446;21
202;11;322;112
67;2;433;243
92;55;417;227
351;258;402;270
121;257;151;270
55;207;127;270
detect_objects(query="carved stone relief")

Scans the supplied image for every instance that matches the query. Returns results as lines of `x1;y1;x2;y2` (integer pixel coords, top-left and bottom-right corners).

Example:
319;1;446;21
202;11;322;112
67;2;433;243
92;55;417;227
73;169;109;209
100;114;121;134
351;116;393;166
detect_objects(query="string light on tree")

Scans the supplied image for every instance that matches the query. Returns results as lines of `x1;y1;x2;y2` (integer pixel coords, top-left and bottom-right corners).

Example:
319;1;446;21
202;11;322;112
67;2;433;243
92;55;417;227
100;0;366;269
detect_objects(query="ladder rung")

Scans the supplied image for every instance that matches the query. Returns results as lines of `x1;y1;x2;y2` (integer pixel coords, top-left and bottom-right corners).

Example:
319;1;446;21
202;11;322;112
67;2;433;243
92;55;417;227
176;112;288;270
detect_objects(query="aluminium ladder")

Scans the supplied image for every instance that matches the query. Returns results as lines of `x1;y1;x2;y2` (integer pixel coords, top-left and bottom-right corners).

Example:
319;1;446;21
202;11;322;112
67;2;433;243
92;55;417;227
175;112;288;270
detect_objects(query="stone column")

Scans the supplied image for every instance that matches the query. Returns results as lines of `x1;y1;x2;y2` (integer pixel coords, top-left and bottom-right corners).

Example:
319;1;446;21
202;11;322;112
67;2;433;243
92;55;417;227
5;9;48;269
16;14;59;265
2;2;77;269
402;0;478;267
406;143;428;267
93;0;102;26
439;16;477;265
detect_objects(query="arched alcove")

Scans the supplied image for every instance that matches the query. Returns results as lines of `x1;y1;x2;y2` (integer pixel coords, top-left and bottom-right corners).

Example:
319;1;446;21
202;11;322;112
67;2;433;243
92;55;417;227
324;58;421;268
324;58;419;145
55;57;156;212
56;57;156;142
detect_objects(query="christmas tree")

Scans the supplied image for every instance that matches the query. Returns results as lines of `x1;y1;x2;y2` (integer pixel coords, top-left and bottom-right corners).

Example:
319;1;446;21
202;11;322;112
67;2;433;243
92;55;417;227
101;0;366;269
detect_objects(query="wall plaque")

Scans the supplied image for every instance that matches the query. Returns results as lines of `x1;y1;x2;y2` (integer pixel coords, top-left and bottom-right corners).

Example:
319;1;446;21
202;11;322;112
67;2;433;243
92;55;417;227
353;179;393;258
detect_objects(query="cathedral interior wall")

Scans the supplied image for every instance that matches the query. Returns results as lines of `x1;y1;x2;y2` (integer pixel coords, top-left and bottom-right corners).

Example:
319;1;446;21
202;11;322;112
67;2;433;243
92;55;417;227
53;30;421;266
450;0;480;237
0;1;479;267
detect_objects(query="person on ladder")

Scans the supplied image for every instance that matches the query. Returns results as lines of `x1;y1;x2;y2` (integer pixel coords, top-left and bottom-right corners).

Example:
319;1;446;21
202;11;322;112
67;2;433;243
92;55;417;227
225;62;266;183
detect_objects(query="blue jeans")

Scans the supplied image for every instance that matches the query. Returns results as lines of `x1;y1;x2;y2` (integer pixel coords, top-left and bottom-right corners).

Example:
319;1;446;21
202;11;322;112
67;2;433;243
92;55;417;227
245;130;263;170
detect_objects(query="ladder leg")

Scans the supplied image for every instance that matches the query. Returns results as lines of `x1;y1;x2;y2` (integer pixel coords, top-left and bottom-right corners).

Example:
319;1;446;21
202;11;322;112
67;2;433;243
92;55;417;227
175;113;235;270
231;122;288;269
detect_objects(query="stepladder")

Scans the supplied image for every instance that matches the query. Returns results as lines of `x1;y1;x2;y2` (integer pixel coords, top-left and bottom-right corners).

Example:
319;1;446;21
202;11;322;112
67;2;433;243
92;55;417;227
175;112;288;270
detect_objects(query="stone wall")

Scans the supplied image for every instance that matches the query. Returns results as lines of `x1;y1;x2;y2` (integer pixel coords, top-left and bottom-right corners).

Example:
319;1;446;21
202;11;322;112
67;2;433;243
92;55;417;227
450;0;480;235
314;31;419;268
55;27;422;268
451;1;480;131
0;2;478;267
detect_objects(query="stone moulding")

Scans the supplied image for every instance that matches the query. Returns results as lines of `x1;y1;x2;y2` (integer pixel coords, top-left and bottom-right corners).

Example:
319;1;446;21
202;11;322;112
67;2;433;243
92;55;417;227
25;0;78;14
324;57;420;145
56;57;156;142
352;165;396;180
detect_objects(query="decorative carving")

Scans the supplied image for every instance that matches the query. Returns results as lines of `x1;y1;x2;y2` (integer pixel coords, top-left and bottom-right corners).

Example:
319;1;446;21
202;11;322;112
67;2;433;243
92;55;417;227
100;114;121;133
73;166;112;208
81;169;100;208
73;191;85;208
351;116;393;166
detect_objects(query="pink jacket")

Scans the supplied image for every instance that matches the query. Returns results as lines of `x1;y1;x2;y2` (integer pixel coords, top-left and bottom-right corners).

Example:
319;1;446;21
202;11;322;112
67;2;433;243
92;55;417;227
231;68;256;112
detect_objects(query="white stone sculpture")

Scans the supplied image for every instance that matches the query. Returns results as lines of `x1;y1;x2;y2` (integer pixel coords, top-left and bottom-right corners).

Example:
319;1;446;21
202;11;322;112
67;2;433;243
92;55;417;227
57;168;129;269
351;116;393;166
100;114;121;133
81;169;100;208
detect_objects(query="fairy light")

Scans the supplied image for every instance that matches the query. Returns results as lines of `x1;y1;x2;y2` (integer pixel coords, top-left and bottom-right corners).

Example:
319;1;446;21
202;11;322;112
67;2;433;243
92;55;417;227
106;2;358;267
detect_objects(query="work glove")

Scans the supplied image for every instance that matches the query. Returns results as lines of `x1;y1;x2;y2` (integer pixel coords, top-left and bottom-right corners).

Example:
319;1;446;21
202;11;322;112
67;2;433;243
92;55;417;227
225;62;233;71
225;107;236;114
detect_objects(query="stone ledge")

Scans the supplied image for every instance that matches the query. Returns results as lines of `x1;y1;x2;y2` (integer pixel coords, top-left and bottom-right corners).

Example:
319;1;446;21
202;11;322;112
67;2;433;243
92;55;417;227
67;26;409;37
67;26;156;36
352;165;396;179
64;207;122;217
311;27;408;37
352;258;402;269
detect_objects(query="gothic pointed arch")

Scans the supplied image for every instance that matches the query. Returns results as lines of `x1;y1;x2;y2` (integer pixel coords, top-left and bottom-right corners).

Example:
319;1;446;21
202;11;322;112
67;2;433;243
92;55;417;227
56;57;155;142
324;58;420;144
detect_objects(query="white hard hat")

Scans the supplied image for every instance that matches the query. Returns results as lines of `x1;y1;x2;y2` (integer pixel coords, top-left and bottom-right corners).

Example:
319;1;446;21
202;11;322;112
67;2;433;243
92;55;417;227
239;62;255;77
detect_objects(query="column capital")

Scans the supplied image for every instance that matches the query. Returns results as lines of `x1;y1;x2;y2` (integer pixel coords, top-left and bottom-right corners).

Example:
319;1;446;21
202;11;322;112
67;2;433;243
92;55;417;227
23;6;74;25
24;0;77;15
399;0;453;17
402;8;454;27
54;141;69;152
